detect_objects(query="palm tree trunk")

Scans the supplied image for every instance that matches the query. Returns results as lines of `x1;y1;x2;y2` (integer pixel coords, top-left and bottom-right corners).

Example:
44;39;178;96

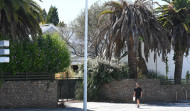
0;11;1;23
128;35;138;78
138;42;148;76
174;50;184;84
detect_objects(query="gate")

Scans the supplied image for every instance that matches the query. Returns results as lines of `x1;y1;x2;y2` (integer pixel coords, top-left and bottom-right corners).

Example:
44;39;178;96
57;77;83;99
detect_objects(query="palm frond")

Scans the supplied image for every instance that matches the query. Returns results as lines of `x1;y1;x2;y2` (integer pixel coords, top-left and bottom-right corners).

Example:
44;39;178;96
95;0;171;61
0;0;43;41
105;1;124;9
157;0;190;51
99;10;114;16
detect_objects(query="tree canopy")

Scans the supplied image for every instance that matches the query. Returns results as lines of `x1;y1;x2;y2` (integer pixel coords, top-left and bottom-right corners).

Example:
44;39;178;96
46;6;59;25
96;0;171;78
0;0;43;41
156;0;190;51
96;0;171;61
0;33;70;73
71;1;108;57
156;0;190;84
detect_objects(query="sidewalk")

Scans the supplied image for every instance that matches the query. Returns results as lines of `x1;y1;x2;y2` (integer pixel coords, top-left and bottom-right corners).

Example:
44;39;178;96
65;101;190;111
1;101;190;111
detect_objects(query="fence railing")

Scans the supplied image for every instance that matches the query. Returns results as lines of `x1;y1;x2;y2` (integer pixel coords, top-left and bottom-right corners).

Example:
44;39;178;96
160;79;190;85
55;77;83;80
0;73;55;81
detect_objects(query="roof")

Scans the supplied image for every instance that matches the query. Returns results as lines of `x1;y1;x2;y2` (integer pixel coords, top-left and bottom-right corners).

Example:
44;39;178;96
40;24;60;34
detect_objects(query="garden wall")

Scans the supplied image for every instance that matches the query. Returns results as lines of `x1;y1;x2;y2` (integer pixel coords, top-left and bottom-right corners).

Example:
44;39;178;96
0;80;57;108
99;79;190;103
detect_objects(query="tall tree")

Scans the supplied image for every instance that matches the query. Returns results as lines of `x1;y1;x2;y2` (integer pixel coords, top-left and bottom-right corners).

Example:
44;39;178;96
46;6;59;25
71;1;108;57
156;0;190;84
96;0;170;78
0;0;43;41
42;9;47;22
58;21;66;27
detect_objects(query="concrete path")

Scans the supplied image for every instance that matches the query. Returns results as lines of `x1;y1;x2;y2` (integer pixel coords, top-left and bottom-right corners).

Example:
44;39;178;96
65;101;190;111
1;101;190;111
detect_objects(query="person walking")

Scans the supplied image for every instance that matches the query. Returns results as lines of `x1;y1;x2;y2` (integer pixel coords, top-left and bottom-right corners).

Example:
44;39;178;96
134;83;142;108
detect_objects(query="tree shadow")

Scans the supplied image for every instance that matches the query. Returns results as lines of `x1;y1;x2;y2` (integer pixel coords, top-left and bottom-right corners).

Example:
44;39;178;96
0;108;94;111
145;102;190;107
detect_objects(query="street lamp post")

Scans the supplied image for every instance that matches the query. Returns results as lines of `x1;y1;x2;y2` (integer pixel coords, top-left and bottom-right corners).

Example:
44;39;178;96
83;0;88;111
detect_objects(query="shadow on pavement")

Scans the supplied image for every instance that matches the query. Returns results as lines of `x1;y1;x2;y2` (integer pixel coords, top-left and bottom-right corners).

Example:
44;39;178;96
145;101;190;107
0;108;94;111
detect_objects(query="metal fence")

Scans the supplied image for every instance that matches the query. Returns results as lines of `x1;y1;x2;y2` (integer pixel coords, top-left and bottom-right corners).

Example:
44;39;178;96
160;79;190;85
0;73;55;81
57;77;83;100
55;77;82;79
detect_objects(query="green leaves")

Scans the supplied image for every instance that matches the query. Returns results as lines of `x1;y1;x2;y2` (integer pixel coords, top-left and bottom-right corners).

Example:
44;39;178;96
0;0;43;41
98;10;114;17
46;6;59;26
0;33;70;73
183;24;190;32
75;59;129;100
0;0;4;10
157;0;190;51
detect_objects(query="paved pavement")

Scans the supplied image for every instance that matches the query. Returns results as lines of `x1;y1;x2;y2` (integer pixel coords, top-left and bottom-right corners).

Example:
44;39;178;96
1;101;190;111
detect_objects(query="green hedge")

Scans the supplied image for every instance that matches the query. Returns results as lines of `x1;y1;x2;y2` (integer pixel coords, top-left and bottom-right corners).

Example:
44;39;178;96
0;33;70;74
75;59;129;100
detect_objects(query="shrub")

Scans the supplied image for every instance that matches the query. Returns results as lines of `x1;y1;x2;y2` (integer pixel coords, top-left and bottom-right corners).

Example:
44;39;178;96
186;71;190;82
139;70;166;80
75;58;129;100
186;71;190;79
0;33;70;74
144;70;174;85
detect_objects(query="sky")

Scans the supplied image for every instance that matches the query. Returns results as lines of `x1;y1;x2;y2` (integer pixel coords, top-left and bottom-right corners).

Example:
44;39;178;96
35;0;165;24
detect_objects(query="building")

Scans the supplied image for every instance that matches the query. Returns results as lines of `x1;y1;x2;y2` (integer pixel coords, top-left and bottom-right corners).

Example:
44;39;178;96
121;43;190;79
40;24;60;34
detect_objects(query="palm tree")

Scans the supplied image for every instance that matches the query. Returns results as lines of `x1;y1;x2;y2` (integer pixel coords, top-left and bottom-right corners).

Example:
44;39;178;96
156;0;190;84
0;0;43;41
96;0;170;78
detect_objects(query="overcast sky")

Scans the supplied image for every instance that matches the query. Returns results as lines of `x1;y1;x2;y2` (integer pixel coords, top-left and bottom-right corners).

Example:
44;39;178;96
35;0;166;24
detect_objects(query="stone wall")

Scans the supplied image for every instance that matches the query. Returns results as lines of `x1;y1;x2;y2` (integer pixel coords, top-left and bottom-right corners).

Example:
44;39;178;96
99;79;190;103
0;80;57;108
